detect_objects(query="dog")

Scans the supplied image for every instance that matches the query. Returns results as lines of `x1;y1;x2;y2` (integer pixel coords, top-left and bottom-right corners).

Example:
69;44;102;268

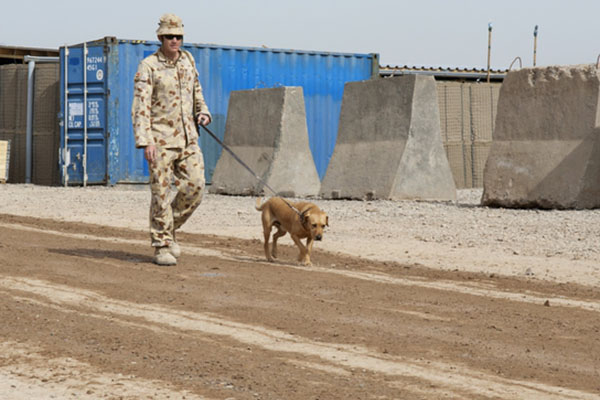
255;197;328;266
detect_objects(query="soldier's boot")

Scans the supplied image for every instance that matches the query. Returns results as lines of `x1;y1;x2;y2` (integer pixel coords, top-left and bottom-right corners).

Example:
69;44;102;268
169;231;181;258
168;241;181;258
154;246;177;266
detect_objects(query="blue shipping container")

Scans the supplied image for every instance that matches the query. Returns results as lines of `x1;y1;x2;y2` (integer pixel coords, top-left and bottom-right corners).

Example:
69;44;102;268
59;37;378;185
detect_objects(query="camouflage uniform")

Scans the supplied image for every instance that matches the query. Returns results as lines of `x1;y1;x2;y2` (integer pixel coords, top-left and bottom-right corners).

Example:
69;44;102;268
131;48;211;248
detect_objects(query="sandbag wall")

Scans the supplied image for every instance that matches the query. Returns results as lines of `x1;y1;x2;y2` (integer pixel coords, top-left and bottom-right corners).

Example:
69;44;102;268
0;63;60;185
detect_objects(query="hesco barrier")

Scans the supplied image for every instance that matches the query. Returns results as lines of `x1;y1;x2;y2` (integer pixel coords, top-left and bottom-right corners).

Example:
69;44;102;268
436;81;501;189
0;63;60;185
0;64;26;183
59;37;378;185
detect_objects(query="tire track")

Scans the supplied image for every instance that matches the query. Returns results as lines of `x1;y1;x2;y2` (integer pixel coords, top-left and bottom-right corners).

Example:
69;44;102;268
3;222;599;314
1;276;597;400
0;341;208;400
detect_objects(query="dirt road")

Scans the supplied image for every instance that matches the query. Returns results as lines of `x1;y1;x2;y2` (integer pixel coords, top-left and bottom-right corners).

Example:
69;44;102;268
1;213;599;399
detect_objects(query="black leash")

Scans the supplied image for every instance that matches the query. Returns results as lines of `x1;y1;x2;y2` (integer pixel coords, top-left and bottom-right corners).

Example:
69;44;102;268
200;124;303;216
200;124;279;195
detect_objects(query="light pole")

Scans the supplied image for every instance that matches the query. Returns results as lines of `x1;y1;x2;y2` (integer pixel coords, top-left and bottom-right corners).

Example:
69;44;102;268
533;25;539;67
487;22;493;83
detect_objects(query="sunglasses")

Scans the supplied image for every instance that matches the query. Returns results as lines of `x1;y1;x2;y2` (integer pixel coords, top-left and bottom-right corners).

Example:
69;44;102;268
163;34;183;41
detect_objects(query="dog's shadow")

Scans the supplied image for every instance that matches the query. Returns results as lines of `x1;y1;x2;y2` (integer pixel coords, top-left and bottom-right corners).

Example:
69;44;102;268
228;253;313;269
49;248;153;264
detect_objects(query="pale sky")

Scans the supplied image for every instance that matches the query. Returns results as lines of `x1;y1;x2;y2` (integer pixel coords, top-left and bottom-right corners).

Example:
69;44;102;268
4;0;600;69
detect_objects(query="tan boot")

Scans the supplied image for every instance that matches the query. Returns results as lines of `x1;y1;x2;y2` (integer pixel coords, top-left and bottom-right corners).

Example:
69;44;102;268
168;241;181;258
169;231;181;258
154;246;177;266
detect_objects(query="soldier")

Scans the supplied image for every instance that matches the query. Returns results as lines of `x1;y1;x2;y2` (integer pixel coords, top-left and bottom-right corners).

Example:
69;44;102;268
131;13;211;266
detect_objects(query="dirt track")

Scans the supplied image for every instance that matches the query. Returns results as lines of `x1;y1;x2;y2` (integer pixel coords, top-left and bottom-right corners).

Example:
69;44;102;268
1;185;600;399
1;205;600;398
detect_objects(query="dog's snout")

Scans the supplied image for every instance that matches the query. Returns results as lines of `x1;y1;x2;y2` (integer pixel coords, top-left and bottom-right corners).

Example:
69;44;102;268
315;234;322;241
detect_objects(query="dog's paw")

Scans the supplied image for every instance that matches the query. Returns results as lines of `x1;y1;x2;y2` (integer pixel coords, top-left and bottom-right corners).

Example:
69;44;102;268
299;256;312;266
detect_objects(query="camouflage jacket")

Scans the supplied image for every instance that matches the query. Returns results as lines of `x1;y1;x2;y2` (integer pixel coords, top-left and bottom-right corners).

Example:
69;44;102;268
131;49;211;149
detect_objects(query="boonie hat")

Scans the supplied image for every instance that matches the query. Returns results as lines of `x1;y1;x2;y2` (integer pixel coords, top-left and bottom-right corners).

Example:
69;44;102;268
156;13;184;36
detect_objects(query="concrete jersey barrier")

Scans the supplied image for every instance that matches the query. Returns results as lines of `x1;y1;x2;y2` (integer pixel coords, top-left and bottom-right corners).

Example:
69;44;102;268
210;86;321;197
482;65;600;209
320;75;456;201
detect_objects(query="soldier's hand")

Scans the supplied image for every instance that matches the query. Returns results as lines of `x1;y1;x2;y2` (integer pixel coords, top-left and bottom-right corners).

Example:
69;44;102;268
197;113;211;126
144;145;157;164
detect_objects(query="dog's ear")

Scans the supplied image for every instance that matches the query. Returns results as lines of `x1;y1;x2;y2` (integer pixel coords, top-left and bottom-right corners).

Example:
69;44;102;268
300;210;310;224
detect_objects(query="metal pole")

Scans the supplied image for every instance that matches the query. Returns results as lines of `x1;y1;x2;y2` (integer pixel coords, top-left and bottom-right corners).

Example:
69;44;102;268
24;55;60;185
25;60;35;184
533;25;539;67
487;22;493;84
83;42;88;187
63;46;70;187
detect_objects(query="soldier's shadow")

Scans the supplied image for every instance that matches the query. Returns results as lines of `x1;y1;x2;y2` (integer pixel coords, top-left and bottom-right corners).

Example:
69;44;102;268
49;248;153;264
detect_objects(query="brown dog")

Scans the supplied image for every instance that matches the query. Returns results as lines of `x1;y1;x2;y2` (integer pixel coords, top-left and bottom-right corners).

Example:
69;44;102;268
255;197;328;266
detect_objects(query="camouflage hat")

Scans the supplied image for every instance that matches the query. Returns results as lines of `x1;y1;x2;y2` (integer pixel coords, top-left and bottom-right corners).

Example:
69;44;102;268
156;13;184;36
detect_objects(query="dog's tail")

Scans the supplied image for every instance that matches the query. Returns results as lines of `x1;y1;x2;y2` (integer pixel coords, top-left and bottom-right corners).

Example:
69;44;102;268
255;197;265;211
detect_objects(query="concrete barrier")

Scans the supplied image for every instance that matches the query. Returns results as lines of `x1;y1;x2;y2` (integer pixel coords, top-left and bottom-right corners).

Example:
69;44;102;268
320;75;456;201
482;65;600;209
209;86;320;197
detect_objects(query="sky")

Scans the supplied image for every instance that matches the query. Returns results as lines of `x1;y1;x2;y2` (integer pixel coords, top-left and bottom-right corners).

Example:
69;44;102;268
3;0;600;70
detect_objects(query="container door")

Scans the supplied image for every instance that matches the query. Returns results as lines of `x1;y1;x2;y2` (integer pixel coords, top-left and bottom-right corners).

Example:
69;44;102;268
60;44;107;185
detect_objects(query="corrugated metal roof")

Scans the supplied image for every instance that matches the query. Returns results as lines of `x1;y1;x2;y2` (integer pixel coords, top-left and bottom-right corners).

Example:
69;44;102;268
379;64;508;80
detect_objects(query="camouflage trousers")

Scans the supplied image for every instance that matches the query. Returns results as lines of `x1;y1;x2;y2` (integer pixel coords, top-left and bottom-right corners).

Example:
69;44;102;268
149;143;205;247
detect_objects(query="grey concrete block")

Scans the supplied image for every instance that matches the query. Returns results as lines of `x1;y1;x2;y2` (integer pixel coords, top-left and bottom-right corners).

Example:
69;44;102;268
482;65;600;209
209;87;320;197
320;75;456;201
